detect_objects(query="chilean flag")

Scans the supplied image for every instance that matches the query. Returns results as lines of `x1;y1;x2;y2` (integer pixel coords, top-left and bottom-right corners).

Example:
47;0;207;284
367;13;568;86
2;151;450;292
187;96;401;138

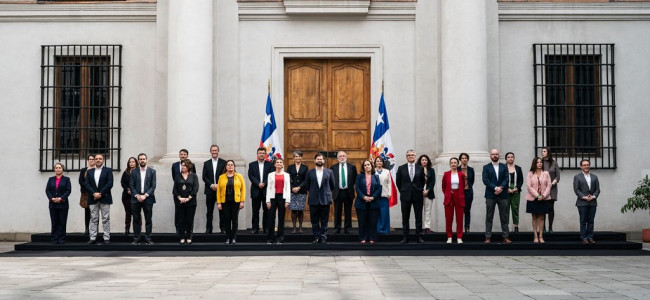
259;93;283;161
370;93;398;207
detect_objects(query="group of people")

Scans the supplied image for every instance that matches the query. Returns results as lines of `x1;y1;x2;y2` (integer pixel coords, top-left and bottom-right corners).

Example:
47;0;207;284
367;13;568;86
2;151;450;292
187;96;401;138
45;146;601;246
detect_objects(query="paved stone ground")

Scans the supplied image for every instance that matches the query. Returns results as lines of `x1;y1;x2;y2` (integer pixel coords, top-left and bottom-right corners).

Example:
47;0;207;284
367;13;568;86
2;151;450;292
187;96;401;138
1;242;650;299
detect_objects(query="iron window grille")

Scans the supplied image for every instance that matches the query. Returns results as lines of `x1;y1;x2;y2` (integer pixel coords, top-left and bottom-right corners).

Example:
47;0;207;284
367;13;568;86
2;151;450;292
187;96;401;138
533;43;615;169
40;45;122;172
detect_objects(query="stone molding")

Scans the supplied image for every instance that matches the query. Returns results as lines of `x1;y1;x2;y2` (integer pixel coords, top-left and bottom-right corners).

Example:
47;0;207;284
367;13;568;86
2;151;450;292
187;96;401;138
499;2;650;21
239;1;416;21
0;2;156;22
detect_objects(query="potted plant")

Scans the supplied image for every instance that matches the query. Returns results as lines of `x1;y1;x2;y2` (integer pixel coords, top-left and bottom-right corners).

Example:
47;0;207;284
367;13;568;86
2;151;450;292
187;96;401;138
621;175;650;242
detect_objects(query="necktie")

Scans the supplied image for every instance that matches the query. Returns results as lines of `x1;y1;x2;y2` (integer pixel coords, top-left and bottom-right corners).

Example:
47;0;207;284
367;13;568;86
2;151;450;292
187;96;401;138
409;164;414;181
341;164;346;188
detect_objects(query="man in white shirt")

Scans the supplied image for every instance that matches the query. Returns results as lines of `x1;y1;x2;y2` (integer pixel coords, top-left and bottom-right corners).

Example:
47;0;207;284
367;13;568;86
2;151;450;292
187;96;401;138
304;153;337;244
573;159;600;244
84;154;114;245
129;153;157;245
202;145;226;234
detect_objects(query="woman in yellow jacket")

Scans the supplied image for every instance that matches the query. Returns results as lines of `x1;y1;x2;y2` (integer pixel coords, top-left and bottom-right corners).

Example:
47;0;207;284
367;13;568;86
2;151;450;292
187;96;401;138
217;160;246;245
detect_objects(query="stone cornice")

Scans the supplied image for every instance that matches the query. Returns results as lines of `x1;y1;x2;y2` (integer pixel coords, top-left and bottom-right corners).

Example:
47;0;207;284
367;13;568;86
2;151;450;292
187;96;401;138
499;2;650;21
0;2;156;22
239;0;416;21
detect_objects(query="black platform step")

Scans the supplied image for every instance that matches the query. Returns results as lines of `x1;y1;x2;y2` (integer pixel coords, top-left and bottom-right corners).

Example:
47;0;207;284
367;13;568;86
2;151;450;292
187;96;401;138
14;231;644;256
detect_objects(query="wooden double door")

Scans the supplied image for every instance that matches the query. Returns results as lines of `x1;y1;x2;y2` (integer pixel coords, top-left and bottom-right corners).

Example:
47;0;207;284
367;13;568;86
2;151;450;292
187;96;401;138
283;58;371;223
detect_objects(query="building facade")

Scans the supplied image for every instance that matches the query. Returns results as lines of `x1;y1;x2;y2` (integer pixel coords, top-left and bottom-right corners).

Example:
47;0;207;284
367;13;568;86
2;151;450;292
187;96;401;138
1;0;649;237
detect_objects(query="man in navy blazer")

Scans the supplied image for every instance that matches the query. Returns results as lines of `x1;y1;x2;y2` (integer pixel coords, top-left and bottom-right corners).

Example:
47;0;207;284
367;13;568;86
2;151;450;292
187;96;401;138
129;153;157;245
84;154;114;244
304;153;337;244
481;149;511;244
330;151;357;234
248;147;274;234
202;145;227;234
573;159;600;244
395;150;426;243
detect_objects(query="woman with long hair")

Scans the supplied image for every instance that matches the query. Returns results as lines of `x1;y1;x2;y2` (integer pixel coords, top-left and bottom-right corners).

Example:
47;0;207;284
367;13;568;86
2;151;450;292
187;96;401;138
173;159;200;244
505;152;524;233
541;147;560;233
120;157;139;235
78;154;95;235
287;151;308;233
355;160;382;244
458;153;475;233
525;157;552;243
374;156;392;234
418;154;436;233
442;157;466;243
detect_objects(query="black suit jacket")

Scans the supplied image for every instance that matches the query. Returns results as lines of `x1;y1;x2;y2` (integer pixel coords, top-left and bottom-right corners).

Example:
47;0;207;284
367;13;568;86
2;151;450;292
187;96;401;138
287;164;308;194
172;161;196;183
330;162;357;199
304;168;337;205
202;158;226;195
129;167;157;205
84;167;114;205
395;163;426;203
45;176;72;209
424;167;436;200
248;160;274;199
457;165;475;200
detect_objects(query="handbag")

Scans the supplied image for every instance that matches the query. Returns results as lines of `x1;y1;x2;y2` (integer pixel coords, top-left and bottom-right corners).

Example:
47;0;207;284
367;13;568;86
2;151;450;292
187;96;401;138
79;193;88;208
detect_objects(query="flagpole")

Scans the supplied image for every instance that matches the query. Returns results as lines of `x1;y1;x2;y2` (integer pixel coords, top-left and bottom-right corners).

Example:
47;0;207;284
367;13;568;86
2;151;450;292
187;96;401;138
268;79;270;94
382;80;384;93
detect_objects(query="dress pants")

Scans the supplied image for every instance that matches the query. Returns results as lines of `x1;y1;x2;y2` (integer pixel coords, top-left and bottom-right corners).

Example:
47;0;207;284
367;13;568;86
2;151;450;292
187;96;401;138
310;204;330;241
89;203;111;241
485;198;509;238
444;190;464;239
205;190;221;232
423;197;437;230
222;201;240;241
401;200;423;237
49;207;68;243
376;197;390;234
334;189;353;231
132;202;153;241
121;194;138;231
267;194;286;242
577;205;597;240
84;206;91;233
506;192;521;226
251;192;268;231
464;190;473;229
356;205;379;242
177;204;196;240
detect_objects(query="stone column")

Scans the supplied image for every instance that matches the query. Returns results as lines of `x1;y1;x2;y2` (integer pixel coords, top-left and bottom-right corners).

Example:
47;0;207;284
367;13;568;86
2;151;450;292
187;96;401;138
439;0;489;158
162;0;213;161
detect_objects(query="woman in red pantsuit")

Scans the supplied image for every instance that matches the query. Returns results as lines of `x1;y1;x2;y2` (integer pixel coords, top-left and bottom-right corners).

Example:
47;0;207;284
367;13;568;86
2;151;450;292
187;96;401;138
442;157;466;244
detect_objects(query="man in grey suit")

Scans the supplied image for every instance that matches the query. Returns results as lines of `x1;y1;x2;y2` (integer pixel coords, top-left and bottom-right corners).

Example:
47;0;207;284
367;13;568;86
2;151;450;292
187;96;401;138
129;153;157;245
304;153;337;244
573;159;600;244
481;149;511;244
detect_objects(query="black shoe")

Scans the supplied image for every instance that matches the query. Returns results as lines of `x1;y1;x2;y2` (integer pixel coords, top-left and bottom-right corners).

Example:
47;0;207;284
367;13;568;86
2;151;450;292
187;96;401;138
224;239;230;245
145;240;154;245
103;240;110;245
230;239;236;245
344;229;351;234
312;238;320;244
400;237;408;244
125;229;130;235
333;229;341;234
132;240;140;245
417;237;425;244
205;228;213;234
88;239;96;245
84;230;89;236
320;239;327;244
267;240;273;245
277;236;284;244
263;229;268;234
514;227;519;233
251;229;259;234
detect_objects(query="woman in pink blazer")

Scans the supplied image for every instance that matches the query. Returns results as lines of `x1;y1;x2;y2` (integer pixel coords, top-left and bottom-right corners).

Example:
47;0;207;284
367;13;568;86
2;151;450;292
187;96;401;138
441;157;466;244
525;157;552;243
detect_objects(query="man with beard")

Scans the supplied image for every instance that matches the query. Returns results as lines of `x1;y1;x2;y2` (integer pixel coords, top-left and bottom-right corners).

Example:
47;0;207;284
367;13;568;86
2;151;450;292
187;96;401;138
129;153;157;245
482;149;511;244
84;154;113;244
303;153;337;244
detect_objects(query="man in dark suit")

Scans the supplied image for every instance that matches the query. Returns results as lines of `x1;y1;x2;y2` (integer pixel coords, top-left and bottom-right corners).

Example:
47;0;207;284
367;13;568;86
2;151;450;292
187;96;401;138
248;147;274;234
304;153;337;244
330;151;357;234
482;149;511;244
573;159;600;244
395;150;426;243
202;144;226;234
84;154;114;244
171;149;193;234
129;153;157;245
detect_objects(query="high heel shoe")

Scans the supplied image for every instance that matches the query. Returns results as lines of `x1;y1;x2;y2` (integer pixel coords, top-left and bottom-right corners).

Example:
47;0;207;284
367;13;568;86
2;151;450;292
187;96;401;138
180;239;185;245
186;239;192;245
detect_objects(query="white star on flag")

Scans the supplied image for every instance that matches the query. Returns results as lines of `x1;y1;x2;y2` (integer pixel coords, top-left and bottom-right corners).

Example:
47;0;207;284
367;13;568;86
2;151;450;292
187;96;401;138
376;112;384;125
264;114;272;126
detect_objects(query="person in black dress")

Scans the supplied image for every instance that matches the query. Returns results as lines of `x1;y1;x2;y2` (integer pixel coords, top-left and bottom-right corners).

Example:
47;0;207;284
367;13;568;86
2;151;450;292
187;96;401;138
120;157;140;235
173;159;200;244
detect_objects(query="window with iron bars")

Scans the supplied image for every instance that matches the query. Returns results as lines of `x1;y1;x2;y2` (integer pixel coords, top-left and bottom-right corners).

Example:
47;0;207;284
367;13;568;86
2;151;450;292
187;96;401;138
533;44;615;169
40;45;122;172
